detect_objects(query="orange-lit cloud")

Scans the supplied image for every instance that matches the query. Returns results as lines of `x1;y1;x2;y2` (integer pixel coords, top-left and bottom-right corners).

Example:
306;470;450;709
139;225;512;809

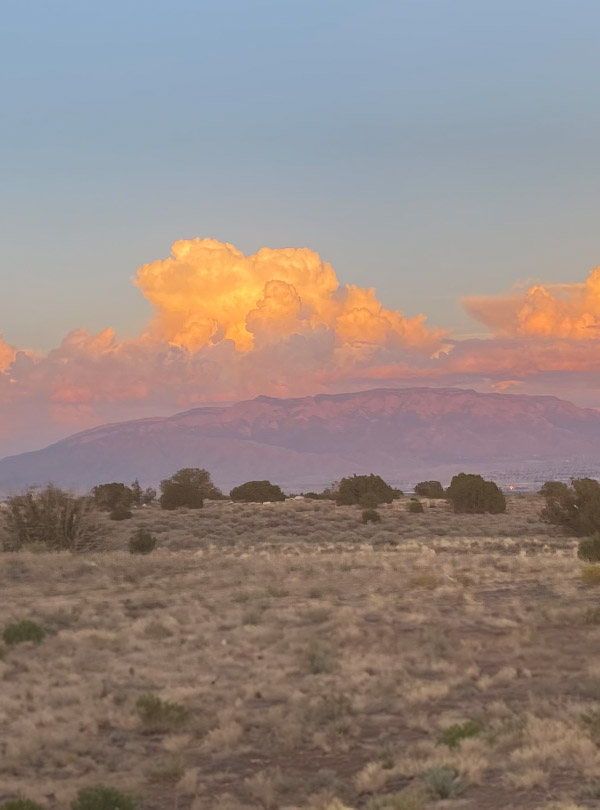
2;242;600;454
136;238;445;353
465;266;600;338
0;335;17;372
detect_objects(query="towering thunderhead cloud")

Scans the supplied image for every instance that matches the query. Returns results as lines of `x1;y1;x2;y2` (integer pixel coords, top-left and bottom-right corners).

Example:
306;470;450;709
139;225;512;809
135;238;445;353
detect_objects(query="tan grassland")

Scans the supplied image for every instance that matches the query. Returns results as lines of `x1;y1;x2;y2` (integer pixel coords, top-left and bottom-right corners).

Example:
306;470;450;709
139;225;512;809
1;495;600;810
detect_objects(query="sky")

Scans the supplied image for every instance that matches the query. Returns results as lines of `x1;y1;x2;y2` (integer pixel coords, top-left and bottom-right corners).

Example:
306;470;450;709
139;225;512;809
1;0;600;455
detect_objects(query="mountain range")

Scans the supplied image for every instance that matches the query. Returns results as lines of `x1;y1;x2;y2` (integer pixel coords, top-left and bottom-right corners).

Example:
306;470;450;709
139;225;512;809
0;386;599;494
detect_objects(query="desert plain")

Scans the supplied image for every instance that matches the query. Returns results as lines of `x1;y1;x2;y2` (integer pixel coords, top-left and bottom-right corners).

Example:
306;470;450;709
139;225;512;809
1;495;600;810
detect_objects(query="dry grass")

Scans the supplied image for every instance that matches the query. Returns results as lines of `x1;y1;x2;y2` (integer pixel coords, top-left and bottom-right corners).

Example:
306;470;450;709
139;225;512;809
0;495;596;809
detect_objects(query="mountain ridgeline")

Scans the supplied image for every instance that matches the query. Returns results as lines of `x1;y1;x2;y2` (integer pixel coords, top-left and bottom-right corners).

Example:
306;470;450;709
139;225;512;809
0;387;599;494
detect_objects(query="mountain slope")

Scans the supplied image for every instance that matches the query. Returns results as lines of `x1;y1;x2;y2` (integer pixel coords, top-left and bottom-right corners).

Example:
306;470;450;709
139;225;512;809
1;387;599;493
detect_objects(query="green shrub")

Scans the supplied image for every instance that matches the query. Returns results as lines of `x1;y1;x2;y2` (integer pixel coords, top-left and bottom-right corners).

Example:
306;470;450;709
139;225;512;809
0;801;47;810
424;767;463;799
92;483;133;512
336;474;397;508
407;498;424;514
1;485;96;552
159;468;222;510
229;480;286;503
128;529;157;555
578;533;600;562
437;719;481;748
539;480;568;498
70;785;137;810
135;694;189;731
541;477;600;535
414;481;445;498
109;505;133;521
445;473;506;514
362;508;381;524
3;620;45;646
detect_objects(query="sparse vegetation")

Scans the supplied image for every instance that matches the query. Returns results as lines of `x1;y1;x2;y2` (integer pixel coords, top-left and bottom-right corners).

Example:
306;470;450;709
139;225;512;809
0;493;595;809
230;480;286;503
0;801;47;810
446;473;506;514
424;767;463;799
3;619;45;646
366;789;426;810
437;719;482;748
70;785;137;810
135;693;189;731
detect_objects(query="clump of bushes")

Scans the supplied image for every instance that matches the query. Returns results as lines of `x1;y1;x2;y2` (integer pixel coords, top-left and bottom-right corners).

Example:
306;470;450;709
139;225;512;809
407;498;424;513
362;508;381;524
445;473;506;514
414;480;445;498
578;533;600;563
1;485;96;552
3;619;45;646
230;480;286;503
128;529;157;555
336;474;398;508
135;694;189;731
541;478;600;535
92;482;133;512
160;468;223;510
70;785;138;810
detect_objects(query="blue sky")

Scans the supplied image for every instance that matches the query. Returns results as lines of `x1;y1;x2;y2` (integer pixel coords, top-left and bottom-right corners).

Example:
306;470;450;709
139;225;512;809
2;0;600;349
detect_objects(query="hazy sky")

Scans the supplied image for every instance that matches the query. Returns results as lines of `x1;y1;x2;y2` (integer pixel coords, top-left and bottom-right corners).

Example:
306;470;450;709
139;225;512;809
3;0;600;350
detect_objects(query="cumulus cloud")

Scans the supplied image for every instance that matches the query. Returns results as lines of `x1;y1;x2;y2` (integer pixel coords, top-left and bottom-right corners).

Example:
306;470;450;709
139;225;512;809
465;266;600;338
2;241;600;454
135;238;446;353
